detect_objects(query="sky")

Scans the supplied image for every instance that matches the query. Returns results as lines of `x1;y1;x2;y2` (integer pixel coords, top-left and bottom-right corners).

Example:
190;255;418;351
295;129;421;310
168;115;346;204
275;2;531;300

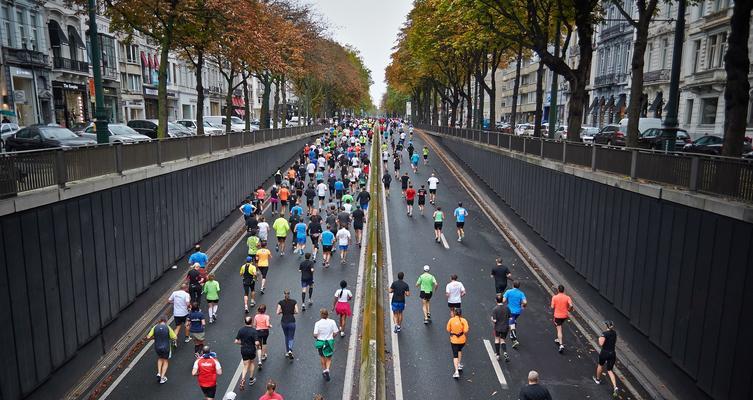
306;0;413;107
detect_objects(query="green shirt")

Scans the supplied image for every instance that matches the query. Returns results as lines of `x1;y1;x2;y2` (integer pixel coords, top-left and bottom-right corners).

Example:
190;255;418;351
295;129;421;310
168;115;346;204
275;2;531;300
342;194;354;205
422;148;429;156
247;235;260;255
203;280;220;301
416;272;437;293
272;217;290;237
434;211;444;222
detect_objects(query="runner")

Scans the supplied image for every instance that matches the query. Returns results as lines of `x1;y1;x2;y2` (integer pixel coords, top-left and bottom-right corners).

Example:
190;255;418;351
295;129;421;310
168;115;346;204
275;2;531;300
333;280;353;337
192;346;222;400
272;215;290;256
382;171;392;199
276;290;299;359
299;253;315;310
187;263;204;305
247;230;260;260
189;244;209;269
504;280;527;348
334;177;345;206
356;187;371;212
388;271;410;333
427;173;439;205
269;185;280;215
417;185;427;215
321;226;335;268
432;207;445;243
257;216;270;244
399;172;410;198
405;184;416;217
254;186;266;212
316;180;328;209
491;257;512;294
256;242;272;294
239;198;256;220
294;219;307;256
453;202;468;242
240;257;258;313
313;308;339;381
415;265;438;324
519;371;553;400
168;283;191;343
145;316;176;384
446;308;469;379
422;146;429;165
278;185;290;216
336;225;351;264
491;293;511;362
253;304;272;368
393;154;401;179
352;205;365;246
307;214;323;261
188;302;206;356
304;183;316;215
445;274;466;317
410;151;420;173
593;320;619;397
551;285;574;353
234;316;260;391
202;274;220;324
259;380;284;400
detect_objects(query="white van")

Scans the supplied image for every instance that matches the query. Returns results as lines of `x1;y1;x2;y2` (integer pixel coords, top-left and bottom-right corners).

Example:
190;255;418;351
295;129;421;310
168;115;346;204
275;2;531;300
618;118;662;135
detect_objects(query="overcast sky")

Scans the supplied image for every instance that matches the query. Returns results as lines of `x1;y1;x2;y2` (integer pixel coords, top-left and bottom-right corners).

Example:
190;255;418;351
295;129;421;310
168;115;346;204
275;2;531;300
306;0;413;107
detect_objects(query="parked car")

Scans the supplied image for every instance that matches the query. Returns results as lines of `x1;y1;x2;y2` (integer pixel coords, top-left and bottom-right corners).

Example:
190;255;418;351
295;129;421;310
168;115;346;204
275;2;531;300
516;123;535;136
495;122;511;133
176;119;224;135
579;126;599;143
618;117;662;136
542;123;567;139
203;116;246;132
5;124;96;151
0;122;20;150
592;124;624;146
637;127;691;151
127;120;193;138
76;123;151;144
683;135;753;155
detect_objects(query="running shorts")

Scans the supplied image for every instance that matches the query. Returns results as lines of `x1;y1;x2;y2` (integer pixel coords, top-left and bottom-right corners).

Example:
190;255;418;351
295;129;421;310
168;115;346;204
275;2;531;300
354;223;364;230
339;244;348;251
434;221;443;230
429;189;437;194
554;317;568;326
155;346;171;360
174;315;187;326
336;190;343;199
243;282;255;295
201;386;217;398
323;245;333;253
509;313;521;325
418;197;426;205
423;154;428;159
598;351;616;371
206;298;219;304
306;198;314;206
419;291;433;300
258;267;269;278
318;195;325;201
451;343;465;358
494;329;509;339
407;199;414;206
241;349;256;361
391;302;405;312
310;236;320;247
495;285;507;295
301;278;314;288
256;329;269;345
456;221;465;228
447;302;461;309
296;236;306;245
281;200;288;207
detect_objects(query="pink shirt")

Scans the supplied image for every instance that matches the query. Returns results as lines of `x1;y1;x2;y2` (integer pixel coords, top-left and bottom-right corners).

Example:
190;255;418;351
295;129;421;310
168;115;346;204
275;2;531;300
259;393;284;400
254;313;271;330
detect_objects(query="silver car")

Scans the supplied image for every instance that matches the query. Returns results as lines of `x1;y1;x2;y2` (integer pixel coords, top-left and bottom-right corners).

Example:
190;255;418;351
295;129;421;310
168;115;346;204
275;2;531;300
176;119;224;135
0;122;20;150
77;123;152;143
579;126;599;143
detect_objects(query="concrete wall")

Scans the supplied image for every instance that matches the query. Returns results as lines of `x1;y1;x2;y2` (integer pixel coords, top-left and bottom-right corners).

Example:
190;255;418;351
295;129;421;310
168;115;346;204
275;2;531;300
0;138;307;399
438;135;753;400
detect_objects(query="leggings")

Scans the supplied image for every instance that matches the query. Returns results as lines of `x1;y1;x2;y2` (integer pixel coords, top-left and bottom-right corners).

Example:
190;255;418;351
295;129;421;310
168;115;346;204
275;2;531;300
281;322;296;352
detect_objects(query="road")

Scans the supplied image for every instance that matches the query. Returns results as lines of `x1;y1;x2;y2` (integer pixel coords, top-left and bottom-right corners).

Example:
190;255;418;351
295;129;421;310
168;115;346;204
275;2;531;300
381;130;631;399
101;142;365;400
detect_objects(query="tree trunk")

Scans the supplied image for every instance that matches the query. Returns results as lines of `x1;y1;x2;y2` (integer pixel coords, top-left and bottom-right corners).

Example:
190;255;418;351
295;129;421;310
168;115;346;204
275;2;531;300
273;78;280;129
260;73;271;129
626;22;650;147
722;0;752;157
466;73;473;129
156;0;179;139
243;73;250;131
489;63;497;126
281;74;287;128
534;62;545;137
432;88;439;125
478;77;485;129
563;0;595;141
511;44;523;125
195;50;205;136
223;67;235;134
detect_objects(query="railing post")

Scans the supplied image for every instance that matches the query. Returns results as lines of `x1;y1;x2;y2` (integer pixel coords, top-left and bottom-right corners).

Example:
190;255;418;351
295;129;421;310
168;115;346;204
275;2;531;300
522;137;527;154
630;150;638;179
115;143;124;174
209;135;213;155
55;149;67;188
689;156;700;192
508;134;513;151
157;139;163;166
562;140;567;163
540;139;545;159
226;132;231;151
496;132;501;147
591;144;597;171
186;137;192;160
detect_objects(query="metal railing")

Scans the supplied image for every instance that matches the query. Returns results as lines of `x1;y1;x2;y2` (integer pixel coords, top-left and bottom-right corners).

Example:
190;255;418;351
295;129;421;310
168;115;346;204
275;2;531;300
0;125;320;198
417;124;753;203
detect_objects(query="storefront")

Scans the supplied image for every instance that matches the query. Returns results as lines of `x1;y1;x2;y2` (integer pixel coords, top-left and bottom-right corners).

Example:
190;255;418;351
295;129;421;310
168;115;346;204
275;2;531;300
144;86;158;119
53;81;88;128
9;67;39;126
103;86;120;123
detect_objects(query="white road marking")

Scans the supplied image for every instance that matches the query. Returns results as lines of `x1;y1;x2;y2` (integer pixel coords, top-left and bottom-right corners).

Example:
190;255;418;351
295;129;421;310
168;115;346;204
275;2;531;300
381;148;404;400
440;233;450;249
223;360;245;397
483;339;509;389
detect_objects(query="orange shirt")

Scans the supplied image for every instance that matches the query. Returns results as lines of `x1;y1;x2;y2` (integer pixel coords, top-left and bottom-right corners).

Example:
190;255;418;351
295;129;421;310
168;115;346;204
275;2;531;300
551;293;572;319
288;169;296;179
446;316;469;344
253;313;271;330
256;189;266;200
256;248;271;267
278;187;290;201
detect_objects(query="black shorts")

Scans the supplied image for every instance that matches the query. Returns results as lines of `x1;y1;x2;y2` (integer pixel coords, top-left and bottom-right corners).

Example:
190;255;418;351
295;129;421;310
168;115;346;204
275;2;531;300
281;200;288;207
495;285;507;294
323;244;333;253
301;278;314;288
598;351;616;371
451;343;465;358
318;195;325;201
241;349;256;361
174;315;187;326
354;223;364;230
206;298;219;304
419;291;432;300
423;154;428;159
201;386;217;398
418;197;426;205
456;221;465;228
434;221;443;230
311;236;320;247
407;199;414;205
383;182;390;188
259;267;269;278
243;282;256;295
306;199;314;206
155;346;171;360
494;329;509;339
429;189;437;194
336;190;343;199
257;329;269;345
448;302;461;309
554;317;568;326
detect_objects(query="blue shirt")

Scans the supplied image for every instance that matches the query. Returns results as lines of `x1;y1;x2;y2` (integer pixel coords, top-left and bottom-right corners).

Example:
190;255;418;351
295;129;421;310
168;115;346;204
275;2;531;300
295;222;307;238
188;310;205;333
241;203;254;216
504;288;526;315
291;205;303;216
315;171;324;181
411;154;420;164
188;251;208;268
321;231;335;246
334;181;345;191
453;207;468;222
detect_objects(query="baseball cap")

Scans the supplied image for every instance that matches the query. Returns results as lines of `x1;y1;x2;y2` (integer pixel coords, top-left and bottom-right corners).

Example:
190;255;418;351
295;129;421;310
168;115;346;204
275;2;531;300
423;265;430;271
246;256;253;262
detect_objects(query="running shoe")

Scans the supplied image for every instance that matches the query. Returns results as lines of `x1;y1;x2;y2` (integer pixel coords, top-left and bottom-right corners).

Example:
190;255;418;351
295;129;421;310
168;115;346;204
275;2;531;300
324;371;331;381
512;340;519;349
458;363;463;371
613;387;619;397
159;376;167;384
452;371;460;379
504;352;510;362
558;345;565;353
156;373;161;383
184;337;192;343
592;376;601;385
249;377;257;386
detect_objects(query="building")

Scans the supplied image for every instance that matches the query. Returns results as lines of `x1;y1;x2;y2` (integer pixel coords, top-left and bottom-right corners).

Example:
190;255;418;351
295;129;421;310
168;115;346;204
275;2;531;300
497;55;554;125
0;0;54;126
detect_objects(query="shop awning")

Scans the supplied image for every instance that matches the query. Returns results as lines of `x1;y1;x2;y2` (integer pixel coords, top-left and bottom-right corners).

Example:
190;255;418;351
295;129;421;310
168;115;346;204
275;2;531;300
232;96;245;108
588;97;599;115
606;95;615;109
616;94;626;110
152;54;159;69
140;51;148;67
67;26;86;48
649;91;663;112
48;20;68;46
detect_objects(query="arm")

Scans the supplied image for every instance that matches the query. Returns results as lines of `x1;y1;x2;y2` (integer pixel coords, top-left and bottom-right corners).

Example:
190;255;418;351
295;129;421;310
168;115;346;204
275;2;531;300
169;327;177;340
145;326;155;341
276;304;282;315
598;336;605;347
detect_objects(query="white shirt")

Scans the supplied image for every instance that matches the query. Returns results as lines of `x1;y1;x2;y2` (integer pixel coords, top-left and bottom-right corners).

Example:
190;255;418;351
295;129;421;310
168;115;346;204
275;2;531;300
343;203;353;213
336;228;351;245
353;167;361;177
257;222;270;240
316;182;328;196
382;151;389;161
307;163;316;174
445;281;466;303
318;156;326;168
427;176;439;190
351;157;360;167
313;318;340;340
169;290;191;317
334;288;353;302
400;132;406;140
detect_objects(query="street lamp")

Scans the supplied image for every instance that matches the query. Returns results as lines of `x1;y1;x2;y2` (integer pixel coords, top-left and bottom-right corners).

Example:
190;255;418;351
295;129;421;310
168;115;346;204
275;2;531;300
87;0;108;144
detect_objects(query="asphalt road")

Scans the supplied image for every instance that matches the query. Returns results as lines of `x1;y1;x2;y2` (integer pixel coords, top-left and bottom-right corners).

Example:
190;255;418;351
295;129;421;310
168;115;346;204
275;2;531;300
382;131;630;399
103;143;365;400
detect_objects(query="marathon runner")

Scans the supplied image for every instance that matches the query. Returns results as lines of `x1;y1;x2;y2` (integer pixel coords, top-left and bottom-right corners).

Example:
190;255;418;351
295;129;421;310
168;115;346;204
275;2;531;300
240;257;258;312
188;302;206;356
352;205;365;246
491;257;512;294
417;185;427;215
256;242;272;294
551;285;574;353
321;226;335;268
427;173;439;205
410;151;420;173
272;215;290;256
192;346;222;400
445;274;466;317
313;309;339;382
382;171;392;199
491;293;511;362
202;274;220;324
234;316;260;390
399;172;410;198
299;253;315;310
593;320;619;397
504;280;527;348
336;225;351;264
333;280;353;337
277;289;299;360
253;304;272;368
145;316;176;384
405;184;416;217
446;308;469;379
422;146;429;165
432;207;445;243
389;272;410;333
168;283;191;344
416;265;438;324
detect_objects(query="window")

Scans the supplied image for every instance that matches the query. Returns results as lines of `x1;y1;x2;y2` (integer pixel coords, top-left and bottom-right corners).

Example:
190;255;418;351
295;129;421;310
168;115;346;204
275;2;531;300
701;97;718;125
685;99;694;125
707;32;727;69
1;6;11;47
691;40;701;74
125;44;138;63
28;11;38;51
16;11;26;49
646;42;654;71
128;73;141;91
120;72;127;90
712;0;728;13
660;39;669;69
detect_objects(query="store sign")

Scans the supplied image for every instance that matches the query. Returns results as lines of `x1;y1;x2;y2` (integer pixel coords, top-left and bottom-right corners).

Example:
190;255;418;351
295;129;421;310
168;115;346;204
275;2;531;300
12;90;26;104
9;67;32;78
144;88;158;96
58;82;84;91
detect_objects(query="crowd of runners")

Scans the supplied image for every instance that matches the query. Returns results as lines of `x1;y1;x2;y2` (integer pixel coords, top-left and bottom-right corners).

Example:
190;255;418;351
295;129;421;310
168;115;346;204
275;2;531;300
146;118;378;400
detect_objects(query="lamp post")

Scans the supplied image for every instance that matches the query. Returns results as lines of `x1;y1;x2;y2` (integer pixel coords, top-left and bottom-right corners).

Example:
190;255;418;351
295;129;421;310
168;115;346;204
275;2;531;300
661;0;686;151
87;0;108;144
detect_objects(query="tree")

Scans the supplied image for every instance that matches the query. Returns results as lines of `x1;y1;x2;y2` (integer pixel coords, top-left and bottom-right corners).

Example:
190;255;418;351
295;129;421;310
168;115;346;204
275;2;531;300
722;0;752;157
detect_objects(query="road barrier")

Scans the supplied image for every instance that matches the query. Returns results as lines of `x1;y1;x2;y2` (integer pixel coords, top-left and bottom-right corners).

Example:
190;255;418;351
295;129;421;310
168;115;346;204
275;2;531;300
416;124;753;203
0;125;321;199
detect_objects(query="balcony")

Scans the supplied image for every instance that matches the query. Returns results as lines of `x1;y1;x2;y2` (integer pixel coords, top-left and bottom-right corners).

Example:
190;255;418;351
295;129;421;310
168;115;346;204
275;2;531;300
102;67;118;81
644;69;670;84
53;56;89;73
599;23;629;42
3;47;49;68
594;72;629;88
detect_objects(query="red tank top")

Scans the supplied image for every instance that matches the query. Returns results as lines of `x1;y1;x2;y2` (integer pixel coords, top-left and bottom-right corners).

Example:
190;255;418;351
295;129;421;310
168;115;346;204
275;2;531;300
195;357;219;387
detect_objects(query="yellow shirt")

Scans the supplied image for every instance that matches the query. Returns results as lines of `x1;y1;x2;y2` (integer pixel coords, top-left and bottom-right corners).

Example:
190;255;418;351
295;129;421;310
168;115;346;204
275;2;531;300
256;248;271;267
